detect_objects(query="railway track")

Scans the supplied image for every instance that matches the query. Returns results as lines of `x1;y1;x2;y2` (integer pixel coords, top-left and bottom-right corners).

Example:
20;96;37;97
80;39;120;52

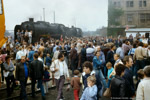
0;82;69;100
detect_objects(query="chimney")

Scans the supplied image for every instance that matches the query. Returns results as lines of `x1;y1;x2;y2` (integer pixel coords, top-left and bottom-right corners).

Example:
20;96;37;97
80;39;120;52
29;18;34;22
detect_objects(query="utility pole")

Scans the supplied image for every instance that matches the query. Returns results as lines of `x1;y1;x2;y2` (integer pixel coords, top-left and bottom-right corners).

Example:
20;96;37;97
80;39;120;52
43;8;45;21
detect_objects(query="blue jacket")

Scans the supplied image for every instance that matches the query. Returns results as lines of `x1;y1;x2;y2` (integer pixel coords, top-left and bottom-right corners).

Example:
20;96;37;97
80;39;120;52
80;85;98;100
46;57;52;64
28;50;35;62
93;56;102;70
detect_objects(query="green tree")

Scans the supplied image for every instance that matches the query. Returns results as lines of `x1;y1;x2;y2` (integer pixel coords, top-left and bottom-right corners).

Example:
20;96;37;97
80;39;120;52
108;3;124;26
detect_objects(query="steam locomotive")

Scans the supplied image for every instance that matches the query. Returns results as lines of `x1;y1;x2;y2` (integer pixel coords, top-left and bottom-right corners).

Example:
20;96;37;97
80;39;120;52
14;18;82;43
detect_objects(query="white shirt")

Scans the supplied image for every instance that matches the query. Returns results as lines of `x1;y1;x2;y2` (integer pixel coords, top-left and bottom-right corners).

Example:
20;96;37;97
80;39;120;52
50;59;69;79
86;48;95;54
28;32;32;37
136;78;150;100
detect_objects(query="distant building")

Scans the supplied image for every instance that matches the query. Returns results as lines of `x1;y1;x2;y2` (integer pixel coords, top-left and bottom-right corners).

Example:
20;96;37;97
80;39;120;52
108;0;150;36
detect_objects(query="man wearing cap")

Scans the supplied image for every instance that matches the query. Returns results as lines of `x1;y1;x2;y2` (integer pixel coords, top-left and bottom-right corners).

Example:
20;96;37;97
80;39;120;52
15;56;29;100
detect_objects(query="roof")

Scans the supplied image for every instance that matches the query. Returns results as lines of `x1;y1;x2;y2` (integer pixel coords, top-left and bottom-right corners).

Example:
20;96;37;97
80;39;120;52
125;28;150;32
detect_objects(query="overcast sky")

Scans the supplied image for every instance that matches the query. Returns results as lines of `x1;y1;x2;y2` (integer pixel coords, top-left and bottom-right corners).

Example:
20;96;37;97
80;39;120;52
4;0;108;31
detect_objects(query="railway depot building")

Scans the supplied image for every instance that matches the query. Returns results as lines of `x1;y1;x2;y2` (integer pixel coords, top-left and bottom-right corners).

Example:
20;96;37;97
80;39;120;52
108;0;150;36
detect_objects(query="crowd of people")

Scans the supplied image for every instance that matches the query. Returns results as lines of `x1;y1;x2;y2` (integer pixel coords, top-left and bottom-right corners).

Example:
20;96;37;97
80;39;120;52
0;34;150;100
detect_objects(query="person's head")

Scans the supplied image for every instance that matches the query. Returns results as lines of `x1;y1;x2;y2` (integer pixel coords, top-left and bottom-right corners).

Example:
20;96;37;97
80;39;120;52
44;66;49;71
74;70;80;76
119;43;122;47
96;46;101;52
143;65;150;77
56;47;60;51
106;62;112;69
88;43;92;47
137;69;144;79
58;52;64;61
138;42;143;47
38;51;43;57
87;75;96;87
21;56;26;63
47;53;50;57
123;56;133;68
115;64;126;77
83;61;93;74
111;45;116;51
34;53;39;60
5;56;11;64
95;51;100;57
114;54;120;61
56;42;59;46
29;46;32;51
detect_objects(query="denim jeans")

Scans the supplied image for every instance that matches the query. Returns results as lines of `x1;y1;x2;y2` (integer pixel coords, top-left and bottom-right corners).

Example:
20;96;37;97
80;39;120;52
20;78;27;100
94;69;107;88
32;79;45;97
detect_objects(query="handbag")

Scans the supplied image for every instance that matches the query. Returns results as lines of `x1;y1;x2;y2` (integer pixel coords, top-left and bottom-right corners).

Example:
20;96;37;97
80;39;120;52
103;86;111;98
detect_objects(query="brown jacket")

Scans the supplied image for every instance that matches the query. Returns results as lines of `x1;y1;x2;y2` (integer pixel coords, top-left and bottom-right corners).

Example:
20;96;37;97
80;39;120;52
71;76;81;90
70;48;77;60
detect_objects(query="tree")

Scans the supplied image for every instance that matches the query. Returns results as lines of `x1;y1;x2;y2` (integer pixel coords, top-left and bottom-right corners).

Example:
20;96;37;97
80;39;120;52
108;2;124;26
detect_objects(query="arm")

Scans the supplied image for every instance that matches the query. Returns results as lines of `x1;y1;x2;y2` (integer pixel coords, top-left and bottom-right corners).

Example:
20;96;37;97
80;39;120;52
101;52;105;64
88;85;98;97
120;83;125;97
70;78;74;88
15;64;19;80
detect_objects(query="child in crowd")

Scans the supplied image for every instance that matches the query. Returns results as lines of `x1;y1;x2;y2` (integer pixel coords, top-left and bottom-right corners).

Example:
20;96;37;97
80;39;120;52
71;70;81;100
46;54;52;68
106;62;114;88
43;66;50;94
136;69;144;90
80;61;95;90
80;75;98;100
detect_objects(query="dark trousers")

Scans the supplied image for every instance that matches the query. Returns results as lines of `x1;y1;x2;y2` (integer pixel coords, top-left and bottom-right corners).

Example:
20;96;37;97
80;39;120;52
71;60;77;74
78;53;81;68
5;75;15;96
135;60;145;79
0;64;4;82
20;79;27;100
31;79;45;98
55;76;65;100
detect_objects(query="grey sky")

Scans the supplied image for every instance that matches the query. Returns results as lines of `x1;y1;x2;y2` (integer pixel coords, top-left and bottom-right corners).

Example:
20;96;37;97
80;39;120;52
4;0;108;31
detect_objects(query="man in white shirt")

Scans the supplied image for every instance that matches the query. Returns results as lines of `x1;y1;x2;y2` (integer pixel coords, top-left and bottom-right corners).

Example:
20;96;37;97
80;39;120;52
50;53;70;100
16;47;26;62
136;66;150;100
28;31;32;44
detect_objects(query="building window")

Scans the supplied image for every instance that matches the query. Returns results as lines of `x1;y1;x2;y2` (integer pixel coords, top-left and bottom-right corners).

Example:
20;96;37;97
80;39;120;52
140;13;150;23
126;1;134;7
140;14;146;23
114;1;121;7
139;0;147;7
127;14;133;23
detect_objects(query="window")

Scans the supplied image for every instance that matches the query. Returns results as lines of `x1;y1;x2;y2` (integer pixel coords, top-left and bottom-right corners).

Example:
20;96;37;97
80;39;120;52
126;1;134;7
127;14;133;22
140;14;146;23
143;1;147;7
113;1;121;7
0;0;2;14
139;0;147;7
139;1;142;7
146;14;150;21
